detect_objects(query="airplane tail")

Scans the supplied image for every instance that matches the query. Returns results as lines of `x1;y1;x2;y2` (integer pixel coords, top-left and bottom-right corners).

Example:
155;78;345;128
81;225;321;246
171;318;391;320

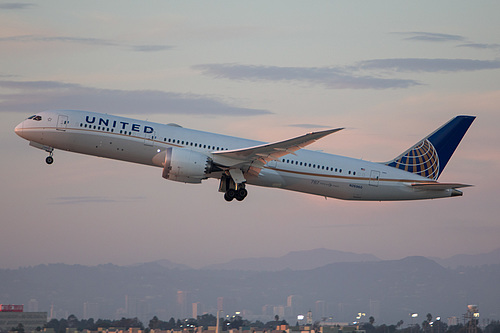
385;115;475;180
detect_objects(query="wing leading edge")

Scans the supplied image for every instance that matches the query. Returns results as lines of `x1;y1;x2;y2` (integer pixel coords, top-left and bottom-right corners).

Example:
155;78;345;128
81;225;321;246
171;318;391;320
211;128;343;168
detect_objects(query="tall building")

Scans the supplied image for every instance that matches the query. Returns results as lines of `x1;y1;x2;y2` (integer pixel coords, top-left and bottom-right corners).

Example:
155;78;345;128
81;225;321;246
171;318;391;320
177;291;192;319
262;305;274;316
369;300;380;321
273;305;285;319
28;299;39;312
286;295;298;319
192;302;202;318
83;302;99;320
315;301;326;320
217;297;224;312
306;310;313;325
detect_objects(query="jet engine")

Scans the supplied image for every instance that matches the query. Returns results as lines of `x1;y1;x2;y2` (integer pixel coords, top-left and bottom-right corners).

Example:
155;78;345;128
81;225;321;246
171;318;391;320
162;147;213;183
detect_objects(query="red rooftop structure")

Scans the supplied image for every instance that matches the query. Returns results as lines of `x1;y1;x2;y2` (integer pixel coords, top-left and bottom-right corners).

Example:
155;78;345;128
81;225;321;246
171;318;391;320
0;305;24;312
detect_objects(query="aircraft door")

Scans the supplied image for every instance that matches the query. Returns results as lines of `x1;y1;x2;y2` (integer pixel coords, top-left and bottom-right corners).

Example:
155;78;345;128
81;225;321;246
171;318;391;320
369;170;380;186
144;131;156;147
56;115;68;131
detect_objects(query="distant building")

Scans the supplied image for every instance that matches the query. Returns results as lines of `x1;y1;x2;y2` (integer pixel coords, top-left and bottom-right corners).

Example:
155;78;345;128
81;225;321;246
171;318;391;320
273;305;285;319
217;297;224;312
27;300;39;313
315;301;326;320
0;311;47;331
83;302;99;320
193;302;202;318
369;300;380;321
306;310;313;325
177;291;192;319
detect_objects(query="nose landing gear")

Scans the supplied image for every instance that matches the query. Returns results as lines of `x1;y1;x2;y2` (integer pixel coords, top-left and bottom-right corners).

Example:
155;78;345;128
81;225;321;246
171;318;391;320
45;149;54;165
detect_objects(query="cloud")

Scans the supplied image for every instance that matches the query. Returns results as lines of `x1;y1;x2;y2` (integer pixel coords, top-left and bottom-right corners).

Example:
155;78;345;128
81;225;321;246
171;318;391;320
51;196;146;205
288;124;332;129
0;3;35;10
458;43;500;51
357;58;500;73
0;80;271;116
194;64;420;89
0;35;172;53
131;45;174;52
0;35;117;46
395;32;466;42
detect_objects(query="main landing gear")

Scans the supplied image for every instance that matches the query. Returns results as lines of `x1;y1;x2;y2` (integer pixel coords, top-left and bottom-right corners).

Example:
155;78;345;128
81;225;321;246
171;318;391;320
219;172;248;202
224;187;248;202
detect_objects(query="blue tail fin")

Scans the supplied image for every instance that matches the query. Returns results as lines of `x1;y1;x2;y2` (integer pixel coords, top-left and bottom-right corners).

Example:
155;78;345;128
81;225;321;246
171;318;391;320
386;115;475;180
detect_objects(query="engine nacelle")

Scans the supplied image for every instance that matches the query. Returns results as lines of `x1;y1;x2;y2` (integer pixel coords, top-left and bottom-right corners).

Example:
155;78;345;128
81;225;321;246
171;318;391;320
162;148;212;183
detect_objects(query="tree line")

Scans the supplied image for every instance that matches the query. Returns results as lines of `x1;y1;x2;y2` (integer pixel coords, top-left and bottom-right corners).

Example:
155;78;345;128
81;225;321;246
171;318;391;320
13;314;499;333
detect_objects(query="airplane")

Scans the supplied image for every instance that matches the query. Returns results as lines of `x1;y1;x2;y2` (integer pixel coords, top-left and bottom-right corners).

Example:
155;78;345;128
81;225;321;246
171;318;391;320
14;110;475;202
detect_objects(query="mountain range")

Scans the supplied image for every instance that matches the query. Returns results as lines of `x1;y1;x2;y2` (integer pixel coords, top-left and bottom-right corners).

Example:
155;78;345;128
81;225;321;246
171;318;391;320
1;248;499;326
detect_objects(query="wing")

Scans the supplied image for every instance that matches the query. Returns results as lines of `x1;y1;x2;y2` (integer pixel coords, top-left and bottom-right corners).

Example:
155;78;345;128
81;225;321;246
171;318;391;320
211;128;343;169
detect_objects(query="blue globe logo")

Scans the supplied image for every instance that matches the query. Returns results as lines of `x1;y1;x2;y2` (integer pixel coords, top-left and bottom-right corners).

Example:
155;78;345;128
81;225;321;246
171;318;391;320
391;139;440;180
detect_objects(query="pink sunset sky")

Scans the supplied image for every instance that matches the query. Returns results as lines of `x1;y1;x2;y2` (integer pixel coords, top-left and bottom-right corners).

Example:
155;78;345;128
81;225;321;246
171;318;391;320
1;1;499;268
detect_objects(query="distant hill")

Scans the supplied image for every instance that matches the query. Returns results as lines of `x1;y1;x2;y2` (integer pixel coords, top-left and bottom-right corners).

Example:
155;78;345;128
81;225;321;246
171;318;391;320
202;248;380;271
1;257;500;324
432;248;500;268
133;259;192;270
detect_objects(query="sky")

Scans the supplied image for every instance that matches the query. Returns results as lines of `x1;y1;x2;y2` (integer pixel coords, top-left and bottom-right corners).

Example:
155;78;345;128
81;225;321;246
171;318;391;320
1;1;499;269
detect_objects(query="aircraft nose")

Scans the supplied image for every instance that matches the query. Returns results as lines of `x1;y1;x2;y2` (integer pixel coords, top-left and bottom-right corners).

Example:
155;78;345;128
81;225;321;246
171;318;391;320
14;121;24;137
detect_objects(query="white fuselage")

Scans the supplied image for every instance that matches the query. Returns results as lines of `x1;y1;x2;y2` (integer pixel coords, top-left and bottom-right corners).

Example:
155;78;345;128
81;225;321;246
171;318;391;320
15;110;458;201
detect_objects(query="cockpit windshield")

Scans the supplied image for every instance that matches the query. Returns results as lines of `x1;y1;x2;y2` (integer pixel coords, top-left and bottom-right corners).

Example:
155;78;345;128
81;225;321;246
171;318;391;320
27;115;42;121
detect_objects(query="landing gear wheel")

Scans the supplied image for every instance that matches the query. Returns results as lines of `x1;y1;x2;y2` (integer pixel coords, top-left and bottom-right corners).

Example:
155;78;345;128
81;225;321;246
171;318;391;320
224;188;236;202
235;188;248;201
45;156;54;164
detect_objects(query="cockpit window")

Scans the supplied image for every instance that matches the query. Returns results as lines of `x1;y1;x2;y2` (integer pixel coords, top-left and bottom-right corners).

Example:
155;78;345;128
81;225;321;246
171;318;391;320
27;115;42;121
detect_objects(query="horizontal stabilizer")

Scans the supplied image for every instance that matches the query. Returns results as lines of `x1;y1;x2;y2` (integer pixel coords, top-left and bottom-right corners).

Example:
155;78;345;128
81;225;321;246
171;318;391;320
409;182;473;190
